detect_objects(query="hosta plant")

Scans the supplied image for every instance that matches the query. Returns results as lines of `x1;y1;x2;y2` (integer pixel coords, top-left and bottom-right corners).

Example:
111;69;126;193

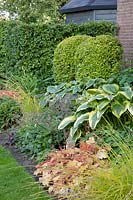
58;83;133;143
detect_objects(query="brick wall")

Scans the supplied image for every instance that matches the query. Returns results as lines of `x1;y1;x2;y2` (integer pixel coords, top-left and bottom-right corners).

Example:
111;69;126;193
117;0;133;66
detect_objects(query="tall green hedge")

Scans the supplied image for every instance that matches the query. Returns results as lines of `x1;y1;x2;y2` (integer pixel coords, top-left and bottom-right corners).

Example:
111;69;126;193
0;21;118;83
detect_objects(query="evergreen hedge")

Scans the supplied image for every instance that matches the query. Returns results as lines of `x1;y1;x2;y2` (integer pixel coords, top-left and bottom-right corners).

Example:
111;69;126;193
0;21;118;83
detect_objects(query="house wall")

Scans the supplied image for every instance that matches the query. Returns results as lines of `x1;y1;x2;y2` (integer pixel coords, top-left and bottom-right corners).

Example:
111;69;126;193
66;10;117;24
117;0;133;66
66;11;94;24
95;10;117;23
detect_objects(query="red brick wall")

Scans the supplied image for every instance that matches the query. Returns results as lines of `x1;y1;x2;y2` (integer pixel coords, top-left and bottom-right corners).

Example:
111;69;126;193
117;0;133;66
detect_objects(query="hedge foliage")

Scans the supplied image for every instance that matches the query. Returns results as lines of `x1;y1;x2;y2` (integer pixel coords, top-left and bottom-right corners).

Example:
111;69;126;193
75;35;123;80
53;35;88;83
0;20;118;83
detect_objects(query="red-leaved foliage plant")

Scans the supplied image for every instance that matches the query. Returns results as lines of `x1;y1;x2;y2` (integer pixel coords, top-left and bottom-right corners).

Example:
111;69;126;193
34;137;109;197
0;90;20;100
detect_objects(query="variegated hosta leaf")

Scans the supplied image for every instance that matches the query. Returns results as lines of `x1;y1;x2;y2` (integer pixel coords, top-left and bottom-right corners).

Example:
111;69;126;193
73;130;82;142
89;108;107;129
58;116;76;130
118;86;133;100
74;113;89;129
66;127;78;146
77;101;89;112
111;101;128;118
97;99;110;110
128;103;133;115
102;84;119;95
88;94;107;103
86;79;96;89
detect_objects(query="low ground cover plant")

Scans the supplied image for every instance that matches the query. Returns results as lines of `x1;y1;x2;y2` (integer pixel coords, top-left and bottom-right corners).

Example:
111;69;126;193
34;137;109;197
16;108;65;161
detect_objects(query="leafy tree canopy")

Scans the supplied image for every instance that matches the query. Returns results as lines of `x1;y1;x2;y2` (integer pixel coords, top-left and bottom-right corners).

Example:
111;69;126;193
0;0;67;23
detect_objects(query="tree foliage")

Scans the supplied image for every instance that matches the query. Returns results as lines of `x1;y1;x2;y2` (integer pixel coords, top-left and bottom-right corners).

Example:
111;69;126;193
0;0;68;23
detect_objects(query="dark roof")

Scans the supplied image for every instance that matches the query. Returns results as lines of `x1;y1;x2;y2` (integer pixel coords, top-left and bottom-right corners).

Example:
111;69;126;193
60;0;117;14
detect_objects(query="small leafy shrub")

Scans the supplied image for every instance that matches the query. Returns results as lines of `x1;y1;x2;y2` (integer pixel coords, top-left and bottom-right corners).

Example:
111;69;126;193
0;97;21;130
53;35;88;83
75;35;123;80
59;83;133;143
16;122;53;159
16;108;65;160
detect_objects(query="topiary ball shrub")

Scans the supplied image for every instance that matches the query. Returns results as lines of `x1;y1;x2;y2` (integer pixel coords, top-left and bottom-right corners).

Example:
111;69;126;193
75;35;123;80
53;35;88;83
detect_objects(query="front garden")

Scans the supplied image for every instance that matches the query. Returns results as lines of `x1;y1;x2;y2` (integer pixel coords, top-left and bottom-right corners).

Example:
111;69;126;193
0;18;133;200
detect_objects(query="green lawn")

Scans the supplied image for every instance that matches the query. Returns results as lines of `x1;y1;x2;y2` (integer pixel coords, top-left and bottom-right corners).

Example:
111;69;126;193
0;146;52;200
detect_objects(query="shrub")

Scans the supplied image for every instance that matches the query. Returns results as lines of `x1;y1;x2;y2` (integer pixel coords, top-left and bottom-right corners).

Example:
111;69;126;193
0;97;21;130
16;108;65;160
0;20;118;86
53;35;88;83
75;35;123;80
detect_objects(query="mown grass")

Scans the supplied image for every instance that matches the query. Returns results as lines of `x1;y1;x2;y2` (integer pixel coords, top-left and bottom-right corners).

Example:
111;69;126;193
0;145;53;200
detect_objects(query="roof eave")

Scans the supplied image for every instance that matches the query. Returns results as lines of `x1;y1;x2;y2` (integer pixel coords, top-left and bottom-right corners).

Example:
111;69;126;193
60;5;117;14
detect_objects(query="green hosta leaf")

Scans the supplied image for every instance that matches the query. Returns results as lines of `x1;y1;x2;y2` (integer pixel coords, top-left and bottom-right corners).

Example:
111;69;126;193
77;102;89;112
47;83;65;94
89;109;107;129
97;100;110;110
47;86;58;94
118;86;133;100
74;113;89;129
58;116;76;130
128;103;133;115
102;84;119;94
111;101;128;118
